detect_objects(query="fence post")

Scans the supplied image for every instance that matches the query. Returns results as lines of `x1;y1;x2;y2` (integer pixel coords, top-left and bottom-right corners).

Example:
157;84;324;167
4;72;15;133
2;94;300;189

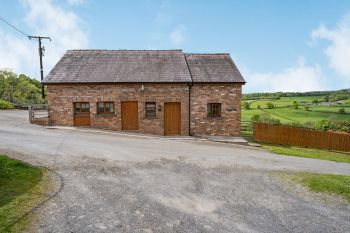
28;105;32;123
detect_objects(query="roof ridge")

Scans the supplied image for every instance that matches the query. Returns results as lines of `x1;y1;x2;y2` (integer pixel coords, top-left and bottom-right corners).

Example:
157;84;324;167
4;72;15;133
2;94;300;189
67;49;183;52
185;53;230;55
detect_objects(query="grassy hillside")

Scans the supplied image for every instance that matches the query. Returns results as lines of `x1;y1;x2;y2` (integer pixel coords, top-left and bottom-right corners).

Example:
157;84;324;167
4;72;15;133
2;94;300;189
241;90;350;139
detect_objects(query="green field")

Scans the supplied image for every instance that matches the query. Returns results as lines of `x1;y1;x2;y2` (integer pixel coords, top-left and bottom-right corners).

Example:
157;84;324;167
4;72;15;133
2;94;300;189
246;96;324;109
241;92;350;143
242;95;350;124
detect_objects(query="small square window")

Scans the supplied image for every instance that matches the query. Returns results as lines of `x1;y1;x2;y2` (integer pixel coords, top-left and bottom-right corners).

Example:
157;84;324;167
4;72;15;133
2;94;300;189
145;102;156;118
207;103;221;117
97;102;114;114
74;102;89;115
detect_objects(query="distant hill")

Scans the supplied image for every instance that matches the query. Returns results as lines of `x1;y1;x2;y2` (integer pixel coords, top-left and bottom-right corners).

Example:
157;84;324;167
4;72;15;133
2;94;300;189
243;89;350;101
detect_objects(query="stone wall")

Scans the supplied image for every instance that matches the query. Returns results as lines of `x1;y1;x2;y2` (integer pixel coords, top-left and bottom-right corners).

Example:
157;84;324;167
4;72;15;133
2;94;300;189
47;83;242;136
30;117;50;126
190;84;242;136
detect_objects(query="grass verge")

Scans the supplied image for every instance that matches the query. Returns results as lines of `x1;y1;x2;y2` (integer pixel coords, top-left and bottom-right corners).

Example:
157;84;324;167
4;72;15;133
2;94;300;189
291;173;350;202
0;154;51;232
262;144;350;163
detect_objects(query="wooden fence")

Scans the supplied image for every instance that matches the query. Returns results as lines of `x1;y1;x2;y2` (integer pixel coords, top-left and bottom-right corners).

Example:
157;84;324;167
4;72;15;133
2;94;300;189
253;122;350;152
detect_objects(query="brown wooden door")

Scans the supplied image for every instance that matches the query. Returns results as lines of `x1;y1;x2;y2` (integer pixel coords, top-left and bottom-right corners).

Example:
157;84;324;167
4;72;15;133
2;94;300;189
73;102;91;126
164;102;181;135
121;101;138;130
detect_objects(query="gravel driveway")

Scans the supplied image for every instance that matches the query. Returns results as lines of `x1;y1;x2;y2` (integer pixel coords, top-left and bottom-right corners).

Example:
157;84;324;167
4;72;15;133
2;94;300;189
0;110;349;233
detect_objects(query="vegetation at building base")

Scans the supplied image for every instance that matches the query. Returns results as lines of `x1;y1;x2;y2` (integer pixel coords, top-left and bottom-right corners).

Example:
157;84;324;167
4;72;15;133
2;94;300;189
290;173;350;202
262;143;350;163
0;69;46;109
0;154;50;232
0;99;15;109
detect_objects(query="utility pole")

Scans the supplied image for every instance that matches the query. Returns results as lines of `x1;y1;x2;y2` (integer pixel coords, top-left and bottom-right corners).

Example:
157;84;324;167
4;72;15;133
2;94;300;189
28;36;51;99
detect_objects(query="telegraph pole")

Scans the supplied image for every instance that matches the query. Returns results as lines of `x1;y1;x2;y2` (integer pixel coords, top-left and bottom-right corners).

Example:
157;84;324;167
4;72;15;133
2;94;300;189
0;16;51;100
28;36;51;99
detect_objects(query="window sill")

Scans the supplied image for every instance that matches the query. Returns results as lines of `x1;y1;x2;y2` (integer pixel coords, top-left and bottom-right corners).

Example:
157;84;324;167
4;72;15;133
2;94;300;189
144;117;158;119
207;116;222;119
95;113;117;117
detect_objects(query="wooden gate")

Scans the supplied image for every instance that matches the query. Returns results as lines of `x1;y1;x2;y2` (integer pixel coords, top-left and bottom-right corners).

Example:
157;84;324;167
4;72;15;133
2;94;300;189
73;102;90;126
164;102;181;135
121;101;138;130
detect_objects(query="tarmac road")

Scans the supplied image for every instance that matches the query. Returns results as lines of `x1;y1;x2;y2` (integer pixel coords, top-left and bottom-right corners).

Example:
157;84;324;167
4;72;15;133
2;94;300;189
0;110;349;233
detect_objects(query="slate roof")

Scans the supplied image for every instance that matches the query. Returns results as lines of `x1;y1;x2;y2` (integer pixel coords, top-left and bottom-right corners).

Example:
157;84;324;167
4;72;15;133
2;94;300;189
43;49;245;84
184;53;245;83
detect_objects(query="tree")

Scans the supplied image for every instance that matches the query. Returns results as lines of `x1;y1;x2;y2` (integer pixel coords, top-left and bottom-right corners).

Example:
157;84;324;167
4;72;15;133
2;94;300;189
312;99;319;105
243;101;250;110
339;108;346;114
293;102;299;109
324;95;330;102
266;102;275;109
0;69;43;105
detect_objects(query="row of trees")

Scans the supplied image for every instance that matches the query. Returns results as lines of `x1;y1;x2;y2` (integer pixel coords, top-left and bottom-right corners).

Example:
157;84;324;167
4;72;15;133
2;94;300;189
243;89;350;101
0;69;45;107
243;100;347;113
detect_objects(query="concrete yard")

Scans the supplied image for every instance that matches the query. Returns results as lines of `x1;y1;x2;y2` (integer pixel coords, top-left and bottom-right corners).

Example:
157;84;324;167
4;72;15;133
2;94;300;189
0;110;349;232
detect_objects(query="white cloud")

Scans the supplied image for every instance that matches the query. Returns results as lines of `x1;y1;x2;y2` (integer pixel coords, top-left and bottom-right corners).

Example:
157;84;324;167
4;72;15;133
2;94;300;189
311;14;350;79
243;58;325;93
0;31;36;74
0;0;88;79
169;24;187;46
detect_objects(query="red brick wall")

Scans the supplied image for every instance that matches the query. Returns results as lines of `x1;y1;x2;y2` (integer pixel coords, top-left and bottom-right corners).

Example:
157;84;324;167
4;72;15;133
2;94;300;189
190;84;242;136
47;84;190;135
47;83;242;136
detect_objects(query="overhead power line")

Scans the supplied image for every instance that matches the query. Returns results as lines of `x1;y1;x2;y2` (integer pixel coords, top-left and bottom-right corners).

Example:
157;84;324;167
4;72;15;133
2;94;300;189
0;15;29;38
0;15;51;99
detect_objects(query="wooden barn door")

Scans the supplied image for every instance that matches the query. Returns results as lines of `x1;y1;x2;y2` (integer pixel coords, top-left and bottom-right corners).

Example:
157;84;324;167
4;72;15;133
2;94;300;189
73;102;91;126
164;102;181;135
121;101;138;130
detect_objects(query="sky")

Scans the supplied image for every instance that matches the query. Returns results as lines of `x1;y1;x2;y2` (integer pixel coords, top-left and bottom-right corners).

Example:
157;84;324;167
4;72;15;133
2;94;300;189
1;0;350;93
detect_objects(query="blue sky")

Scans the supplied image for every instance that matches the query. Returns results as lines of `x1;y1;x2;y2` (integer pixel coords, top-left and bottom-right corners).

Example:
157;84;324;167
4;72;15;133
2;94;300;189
1;0;350;93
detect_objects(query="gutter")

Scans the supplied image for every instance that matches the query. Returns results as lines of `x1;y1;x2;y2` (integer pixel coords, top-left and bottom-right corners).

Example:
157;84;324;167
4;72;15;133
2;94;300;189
184;54;194;136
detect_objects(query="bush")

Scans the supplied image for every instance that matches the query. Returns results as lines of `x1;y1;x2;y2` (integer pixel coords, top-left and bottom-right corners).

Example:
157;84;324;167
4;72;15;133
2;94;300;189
293;102;299;109
243;101;250;110
316;119;350;133
251;114;260;122
0;99;14;109
304;105;310;111
339;108;346;114
266;102;275;109
289;121;315;129
251;113;280;124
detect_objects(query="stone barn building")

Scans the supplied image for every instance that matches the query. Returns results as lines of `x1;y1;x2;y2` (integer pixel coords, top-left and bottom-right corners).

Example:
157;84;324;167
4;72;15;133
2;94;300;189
43;50;245;136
